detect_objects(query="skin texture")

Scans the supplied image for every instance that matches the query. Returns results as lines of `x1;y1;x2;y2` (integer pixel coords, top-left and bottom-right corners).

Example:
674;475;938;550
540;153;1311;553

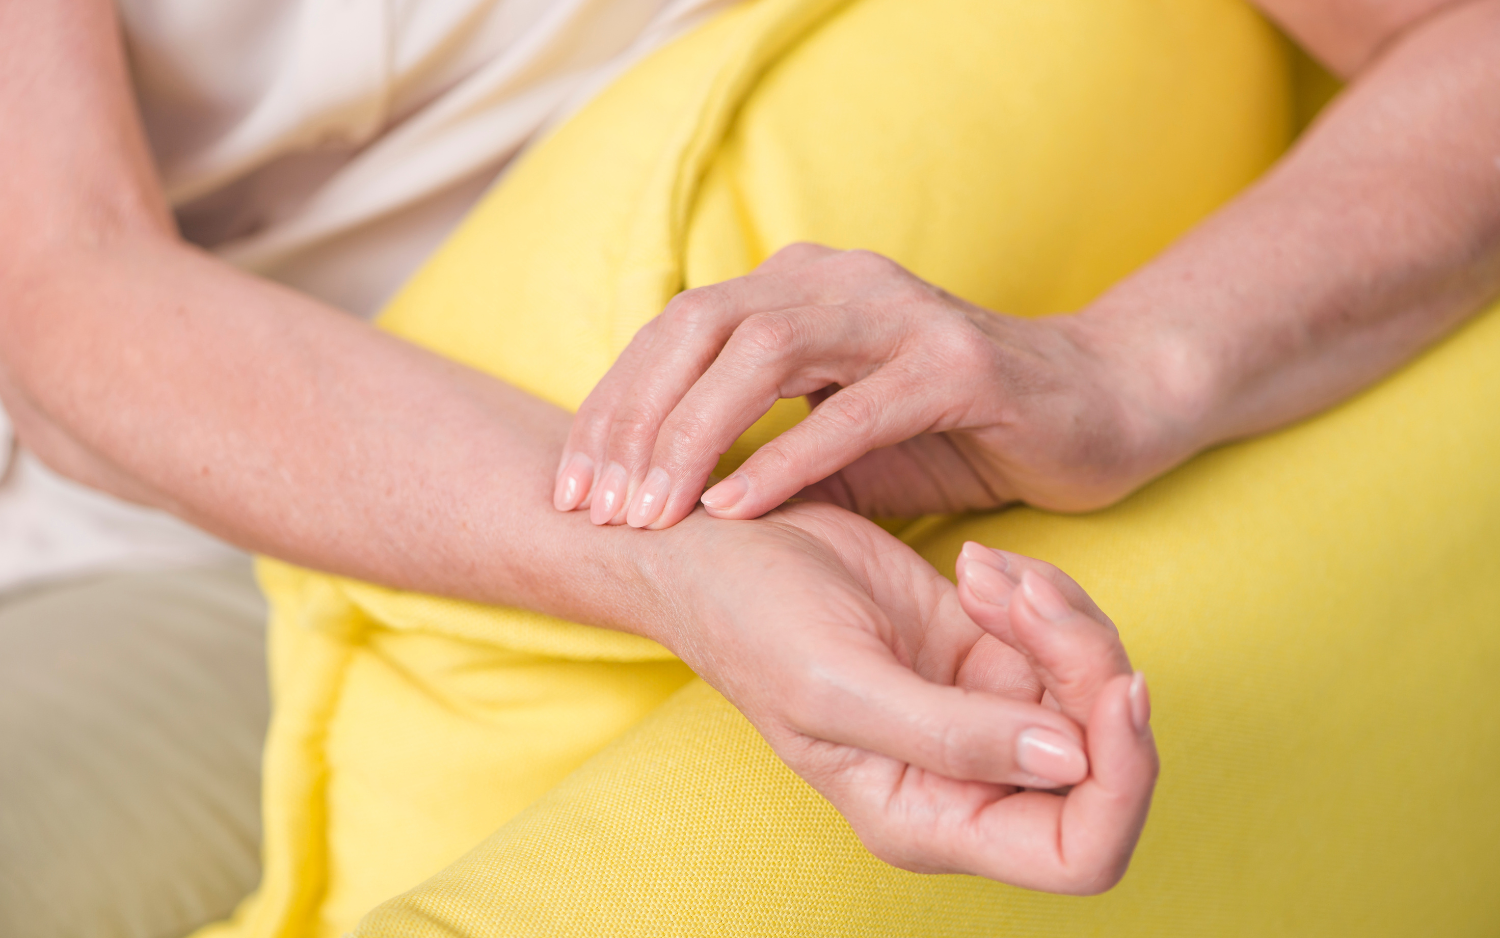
560;0;1500;530
2;0;1490;893
0;0;1154;890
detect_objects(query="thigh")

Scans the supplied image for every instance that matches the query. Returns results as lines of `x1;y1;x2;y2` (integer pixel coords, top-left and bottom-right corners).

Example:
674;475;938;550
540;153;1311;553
358;311;1500;938
0;562;269;938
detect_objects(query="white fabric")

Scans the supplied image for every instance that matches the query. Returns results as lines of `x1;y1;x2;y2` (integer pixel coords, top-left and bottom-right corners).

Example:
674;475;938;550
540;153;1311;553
0;0;734;593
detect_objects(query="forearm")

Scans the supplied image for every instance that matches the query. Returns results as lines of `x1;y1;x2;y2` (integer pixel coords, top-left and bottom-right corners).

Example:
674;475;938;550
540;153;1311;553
1082;0;1500;458
0;232;692;631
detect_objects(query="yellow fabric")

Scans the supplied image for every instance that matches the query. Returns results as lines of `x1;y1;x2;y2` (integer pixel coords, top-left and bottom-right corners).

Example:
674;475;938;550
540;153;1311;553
198;0;1500;935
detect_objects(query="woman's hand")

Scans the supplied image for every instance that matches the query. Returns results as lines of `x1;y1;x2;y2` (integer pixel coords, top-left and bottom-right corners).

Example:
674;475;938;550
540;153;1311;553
560;0;1500;533
652;502;1157;893
554;244;1184;529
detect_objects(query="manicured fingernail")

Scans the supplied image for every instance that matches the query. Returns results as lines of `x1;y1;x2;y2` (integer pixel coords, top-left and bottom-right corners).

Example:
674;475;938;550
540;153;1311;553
1019;569;1071;621
1016;727;1087;787
1129;671;1151;735
590;462;628;525
627;467;672;528
552;452;594;511
961;555;1014;607
701;473;748;513
960;541;1010;573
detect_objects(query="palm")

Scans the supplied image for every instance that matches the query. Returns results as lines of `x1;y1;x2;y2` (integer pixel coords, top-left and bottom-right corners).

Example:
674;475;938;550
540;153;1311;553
673;502;1154;892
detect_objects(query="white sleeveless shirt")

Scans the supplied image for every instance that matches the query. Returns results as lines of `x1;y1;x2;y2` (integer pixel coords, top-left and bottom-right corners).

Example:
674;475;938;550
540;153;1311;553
0;0;734;592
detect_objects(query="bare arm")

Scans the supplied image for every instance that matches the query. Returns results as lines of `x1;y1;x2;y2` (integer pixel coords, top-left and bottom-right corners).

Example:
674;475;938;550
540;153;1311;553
0;0;1165;888
1107;0;1500;463
557;0;1500;526
0;0;655;626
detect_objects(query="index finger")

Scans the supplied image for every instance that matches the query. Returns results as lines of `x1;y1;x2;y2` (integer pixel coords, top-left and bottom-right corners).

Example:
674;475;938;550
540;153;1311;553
556;246;844;519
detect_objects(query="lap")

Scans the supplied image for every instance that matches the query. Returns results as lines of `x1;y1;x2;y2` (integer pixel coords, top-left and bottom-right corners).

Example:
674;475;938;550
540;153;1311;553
360;310;1500;938
229;0;1500;933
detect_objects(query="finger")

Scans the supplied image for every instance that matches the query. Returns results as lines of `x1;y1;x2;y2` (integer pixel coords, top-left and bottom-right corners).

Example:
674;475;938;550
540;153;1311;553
560;258;821;516
698;365;943;521
922;671;1155;892
792;635;1091;790
554;317;661;512
956;542;1115;642
952;632;1046;703
640;307;907;528
583;249;844;524
1000;547;1113;624
802;671;1155;893
1051;670;1157;893
956;545;1130;725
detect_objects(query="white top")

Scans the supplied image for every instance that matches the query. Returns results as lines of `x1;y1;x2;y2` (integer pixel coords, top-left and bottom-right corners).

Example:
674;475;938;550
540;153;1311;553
0;0;734;593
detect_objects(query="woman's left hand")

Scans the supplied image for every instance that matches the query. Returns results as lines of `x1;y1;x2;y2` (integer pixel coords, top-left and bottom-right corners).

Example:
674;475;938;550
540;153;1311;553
554;243;1186;529
651;501;1158;893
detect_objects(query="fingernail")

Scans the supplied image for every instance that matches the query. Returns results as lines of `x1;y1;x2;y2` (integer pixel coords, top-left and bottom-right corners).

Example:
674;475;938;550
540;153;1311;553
961;557;1014;607
1019;569;1071;621
590;462;628;525
1129;671;1151;735
960;541;1010;573
552;452;593;511
701;473;748;512
627;467;672;528
1016;727;1087;787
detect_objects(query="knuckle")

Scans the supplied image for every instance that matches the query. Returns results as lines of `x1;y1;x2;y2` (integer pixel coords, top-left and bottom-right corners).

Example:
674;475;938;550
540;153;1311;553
745;440;793;479
930;321;996;374
934;719;984;779
770;241;825;265
1062;860;1127;896
629;316;660;344
574;407;614;448
1047;665;1108;705
662;288;721;331
732;312;800;361
817;390;879;436
839;248;901;278
607;404;662;452
659;412;714;464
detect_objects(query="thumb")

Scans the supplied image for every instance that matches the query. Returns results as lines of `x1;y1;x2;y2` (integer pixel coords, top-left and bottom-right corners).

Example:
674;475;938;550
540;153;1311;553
956;543;1132;725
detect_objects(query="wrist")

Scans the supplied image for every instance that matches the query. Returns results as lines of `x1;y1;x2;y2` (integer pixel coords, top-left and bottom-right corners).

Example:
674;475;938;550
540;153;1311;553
625;507;727;651
1064;296;1220;482
526;504;722;651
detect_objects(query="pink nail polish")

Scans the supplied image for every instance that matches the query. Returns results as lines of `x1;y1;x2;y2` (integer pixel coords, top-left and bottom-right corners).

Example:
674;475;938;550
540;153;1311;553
960;541;1010;573
700;473;749;513
553;452;594;511
590;462;628;525
627;467;672;528
1129;671;1151;734
1019;569;1071;621
962;558;1014;607
1016;727;1087;787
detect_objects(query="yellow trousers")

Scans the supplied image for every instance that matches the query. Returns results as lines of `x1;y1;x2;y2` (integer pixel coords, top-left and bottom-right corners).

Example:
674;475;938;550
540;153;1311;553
203;0;1500;935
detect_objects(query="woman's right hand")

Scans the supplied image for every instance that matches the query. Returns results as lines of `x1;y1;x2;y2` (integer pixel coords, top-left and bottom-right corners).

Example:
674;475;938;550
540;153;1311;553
648;501;1157;893
555;244;1189;530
